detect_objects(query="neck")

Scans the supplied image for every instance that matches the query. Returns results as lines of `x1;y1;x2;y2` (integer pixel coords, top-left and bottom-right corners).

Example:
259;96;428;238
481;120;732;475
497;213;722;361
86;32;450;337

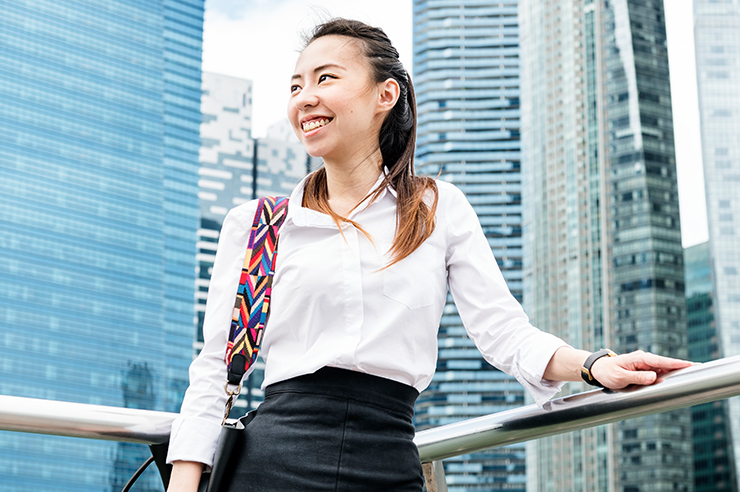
322;147;384;217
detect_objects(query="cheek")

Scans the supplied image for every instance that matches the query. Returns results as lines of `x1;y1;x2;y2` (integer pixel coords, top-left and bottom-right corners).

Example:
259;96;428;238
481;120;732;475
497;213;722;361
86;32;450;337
287;105;302;133
286;100;296;122
285;106;302;140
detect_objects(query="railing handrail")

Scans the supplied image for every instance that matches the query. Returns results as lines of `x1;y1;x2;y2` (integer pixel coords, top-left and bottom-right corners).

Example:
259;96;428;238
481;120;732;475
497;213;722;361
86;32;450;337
0;396;176;444
415;355;740;461
1;355;740;462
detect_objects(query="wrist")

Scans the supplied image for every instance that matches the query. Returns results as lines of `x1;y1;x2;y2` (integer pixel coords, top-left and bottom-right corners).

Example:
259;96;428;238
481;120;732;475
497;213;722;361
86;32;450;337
581;349;617;387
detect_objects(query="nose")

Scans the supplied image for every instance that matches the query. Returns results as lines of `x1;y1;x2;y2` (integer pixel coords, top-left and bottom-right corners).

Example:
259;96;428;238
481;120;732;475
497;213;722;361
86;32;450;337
292;85;319;110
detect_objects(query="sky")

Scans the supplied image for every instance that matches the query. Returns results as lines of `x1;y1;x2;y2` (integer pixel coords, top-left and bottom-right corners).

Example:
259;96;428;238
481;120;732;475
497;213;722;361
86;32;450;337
201;0;707;248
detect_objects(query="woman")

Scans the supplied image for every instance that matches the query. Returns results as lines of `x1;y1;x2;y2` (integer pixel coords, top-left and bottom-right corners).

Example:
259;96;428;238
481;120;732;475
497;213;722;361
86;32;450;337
166;18;691;492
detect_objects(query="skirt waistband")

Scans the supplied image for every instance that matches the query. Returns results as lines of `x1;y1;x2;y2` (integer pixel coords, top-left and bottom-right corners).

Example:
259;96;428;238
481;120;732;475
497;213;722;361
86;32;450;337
264;367;419;414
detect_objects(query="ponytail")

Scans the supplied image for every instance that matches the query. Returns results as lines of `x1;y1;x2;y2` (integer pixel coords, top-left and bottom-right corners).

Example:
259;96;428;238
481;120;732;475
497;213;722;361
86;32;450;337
302;18;438;267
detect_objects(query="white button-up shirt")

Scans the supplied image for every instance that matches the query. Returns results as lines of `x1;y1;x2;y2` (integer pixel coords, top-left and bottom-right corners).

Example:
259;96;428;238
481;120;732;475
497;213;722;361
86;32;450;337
167;174;568;466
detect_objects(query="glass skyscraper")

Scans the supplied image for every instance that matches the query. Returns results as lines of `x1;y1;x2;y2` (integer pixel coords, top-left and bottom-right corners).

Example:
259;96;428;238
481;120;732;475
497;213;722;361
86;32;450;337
197;72;307;416
685;242;737;492
520;1;691;491
0;0;203;490
413;1;529;489
695;1;740;489
197;72;258;355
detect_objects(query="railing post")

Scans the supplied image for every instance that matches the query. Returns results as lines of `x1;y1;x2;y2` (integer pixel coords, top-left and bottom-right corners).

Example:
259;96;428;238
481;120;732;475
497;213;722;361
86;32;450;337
422;460;448;492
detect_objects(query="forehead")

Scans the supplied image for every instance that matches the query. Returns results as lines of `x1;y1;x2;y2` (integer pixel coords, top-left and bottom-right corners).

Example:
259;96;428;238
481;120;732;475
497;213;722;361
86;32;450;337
294;35;365;73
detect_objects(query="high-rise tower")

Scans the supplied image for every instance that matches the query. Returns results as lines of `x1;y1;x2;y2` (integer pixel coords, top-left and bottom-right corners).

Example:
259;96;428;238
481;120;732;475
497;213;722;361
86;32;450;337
413;1;530;489
197;72;307;415
694;0;740;489
685;242;737;492
520;1;691;491
0;0;204;489
197;72;258;354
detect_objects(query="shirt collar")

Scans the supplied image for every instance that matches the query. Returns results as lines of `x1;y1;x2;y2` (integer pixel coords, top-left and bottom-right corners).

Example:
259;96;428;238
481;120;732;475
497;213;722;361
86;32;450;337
366;167;397;202
379;167;398;198
286;168;396;228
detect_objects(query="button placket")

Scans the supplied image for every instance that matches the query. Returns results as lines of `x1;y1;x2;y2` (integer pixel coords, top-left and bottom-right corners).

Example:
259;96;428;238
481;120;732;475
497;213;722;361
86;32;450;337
338;224;364;364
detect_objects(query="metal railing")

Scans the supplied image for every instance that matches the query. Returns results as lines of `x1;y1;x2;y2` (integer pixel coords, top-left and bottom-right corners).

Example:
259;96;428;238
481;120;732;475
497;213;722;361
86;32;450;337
2;355;740;491
0;395;175;444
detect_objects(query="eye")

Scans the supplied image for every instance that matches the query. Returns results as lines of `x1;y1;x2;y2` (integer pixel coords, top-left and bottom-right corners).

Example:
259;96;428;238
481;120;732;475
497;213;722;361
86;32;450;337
318;73;336;83
290;84;301;94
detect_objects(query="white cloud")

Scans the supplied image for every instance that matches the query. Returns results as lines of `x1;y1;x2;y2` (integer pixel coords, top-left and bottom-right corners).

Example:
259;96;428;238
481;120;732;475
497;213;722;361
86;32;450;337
203;0;707;247
202;0;412;139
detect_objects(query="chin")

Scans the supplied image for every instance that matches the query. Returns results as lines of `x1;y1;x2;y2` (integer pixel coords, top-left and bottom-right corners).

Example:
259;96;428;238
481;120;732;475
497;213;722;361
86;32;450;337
303;146;324;158
301;140;334;160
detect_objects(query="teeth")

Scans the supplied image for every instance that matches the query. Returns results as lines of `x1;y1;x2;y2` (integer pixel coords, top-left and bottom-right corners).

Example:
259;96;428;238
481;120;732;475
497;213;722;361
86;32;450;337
302;118;331;132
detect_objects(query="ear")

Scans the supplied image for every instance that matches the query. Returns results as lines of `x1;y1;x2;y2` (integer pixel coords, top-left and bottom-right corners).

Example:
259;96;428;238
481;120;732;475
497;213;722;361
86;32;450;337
376;78;401;115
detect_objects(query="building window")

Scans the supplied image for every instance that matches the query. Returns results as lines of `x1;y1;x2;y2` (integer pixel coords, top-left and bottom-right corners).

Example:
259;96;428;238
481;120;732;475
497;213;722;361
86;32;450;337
624;429;638;439
707;58;728;66
707;71;729;78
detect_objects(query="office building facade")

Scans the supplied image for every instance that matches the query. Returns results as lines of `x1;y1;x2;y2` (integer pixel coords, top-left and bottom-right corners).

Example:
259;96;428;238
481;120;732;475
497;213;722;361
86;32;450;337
694;1;740;488
197;73;307;414
197;72;257;352
413;1;529;489
0;0;203;490
685;242;737;491
520;1;691;491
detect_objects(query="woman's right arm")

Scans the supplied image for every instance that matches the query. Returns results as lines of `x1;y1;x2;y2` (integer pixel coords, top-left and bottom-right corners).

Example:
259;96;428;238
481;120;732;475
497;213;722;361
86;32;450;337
165;203;258;482
168;461;205;492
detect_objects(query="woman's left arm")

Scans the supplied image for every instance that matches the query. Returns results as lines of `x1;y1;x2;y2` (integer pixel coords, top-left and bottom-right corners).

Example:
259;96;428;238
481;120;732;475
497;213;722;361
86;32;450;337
544;346;693;389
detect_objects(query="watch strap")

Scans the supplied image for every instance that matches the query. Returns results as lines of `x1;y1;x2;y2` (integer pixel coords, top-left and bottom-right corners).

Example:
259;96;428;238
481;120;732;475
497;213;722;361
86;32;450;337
581;349;617;387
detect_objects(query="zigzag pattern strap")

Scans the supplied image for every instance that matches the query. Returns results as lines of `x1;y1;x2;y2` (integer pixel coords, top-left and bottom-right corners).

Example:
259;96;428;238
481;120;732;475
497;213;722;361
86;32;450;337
225;196;289;385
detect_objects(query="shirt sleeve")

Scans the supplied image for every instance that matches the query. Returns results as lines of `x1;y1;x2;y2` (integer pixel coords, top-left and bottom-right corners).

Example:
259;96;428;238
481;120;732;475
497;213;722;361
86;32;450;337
166;202;258;467
443;184;569;407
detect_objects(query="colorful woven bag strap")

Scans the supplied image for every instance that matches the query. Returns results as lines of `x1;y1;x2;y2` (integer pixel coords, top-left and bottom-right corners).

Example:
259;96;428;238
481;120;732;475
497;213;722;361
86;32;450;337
225;196;289;388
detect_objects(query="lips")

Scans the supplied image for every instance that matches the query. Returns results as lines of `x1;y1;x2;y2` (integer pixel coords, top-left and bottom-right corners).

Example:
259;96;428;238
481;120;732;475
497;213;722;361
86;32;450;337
301;117;333;133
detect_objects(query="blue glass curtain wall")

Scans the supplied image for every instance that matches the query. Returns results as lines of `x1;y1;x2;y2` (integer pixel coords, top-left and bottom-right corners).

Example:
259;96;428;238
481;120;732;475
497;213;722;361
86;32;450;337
0;0;203;490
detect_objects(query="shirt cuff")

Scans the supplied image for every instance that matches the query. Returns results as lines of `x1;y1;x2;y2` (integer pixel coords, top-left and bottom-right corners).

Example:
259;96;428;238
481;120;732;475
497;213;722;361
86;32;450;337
517;336;571;407
166;416;223;469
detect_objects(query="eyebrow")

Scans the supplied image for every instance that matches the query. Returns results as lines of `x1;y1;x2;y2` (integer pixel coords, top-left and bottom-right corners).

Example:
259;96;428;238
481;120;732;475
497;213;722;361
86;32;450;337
291;63;345;81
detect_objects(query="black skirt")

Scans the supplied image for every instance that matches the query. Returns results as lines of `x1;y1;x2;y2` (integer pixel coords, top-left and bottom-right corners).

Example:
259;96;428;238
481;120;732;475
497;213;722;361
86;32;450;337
225;367;424;492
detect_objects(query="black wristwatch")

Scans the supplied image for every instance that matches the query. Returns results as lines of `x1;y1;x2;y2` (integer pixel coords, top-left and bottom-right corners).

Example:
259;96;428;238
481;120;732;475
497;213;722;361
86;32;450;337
581;349;617;387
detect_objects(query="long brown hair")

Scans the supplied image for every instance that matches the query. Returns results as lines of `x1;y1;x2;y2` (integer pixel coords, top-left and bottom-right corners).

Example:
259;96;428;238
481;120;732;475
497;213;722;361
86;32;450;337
302;18;438;267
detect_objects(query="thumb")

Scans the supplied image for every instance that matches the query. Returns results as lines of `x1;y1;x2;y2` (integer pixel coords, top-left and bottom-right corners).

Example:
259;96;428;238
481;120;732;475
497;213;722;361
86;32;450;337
625;370;656;386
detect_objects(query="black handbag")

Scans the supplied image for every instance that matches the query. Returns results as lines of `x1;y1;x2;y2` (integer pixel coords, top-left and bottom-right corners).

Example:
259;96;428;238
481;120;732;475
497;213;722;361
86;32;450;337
128;412;256;492
205;412;257;491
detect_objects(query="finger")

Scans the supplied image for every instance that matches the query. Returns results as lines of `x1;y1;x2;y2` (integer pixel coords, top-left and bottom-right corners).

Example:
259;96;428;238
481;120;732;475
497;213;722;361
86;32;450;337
602;368;656;389
622;351;692;372
642;352;692;369
625;369;657;386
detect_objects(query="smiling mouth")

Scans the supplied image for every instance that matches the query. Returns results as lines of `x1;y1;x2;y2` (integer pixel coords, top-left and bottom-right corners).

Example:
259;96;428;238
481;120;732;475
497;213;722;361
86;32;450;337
302;118;333;132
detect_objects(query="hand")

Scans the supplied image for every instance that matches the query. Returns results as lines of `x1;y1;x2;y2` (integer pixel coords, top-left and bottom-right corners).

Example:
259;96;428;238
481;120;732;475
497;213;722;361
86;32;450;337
167;461;204;492
590;350;693;390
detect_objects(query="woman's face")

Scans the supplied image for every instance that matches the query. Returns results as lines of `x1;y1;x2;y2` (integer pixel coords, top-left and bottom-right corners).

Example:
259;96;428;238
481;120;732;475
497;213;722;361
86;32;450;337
288;35;390;163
